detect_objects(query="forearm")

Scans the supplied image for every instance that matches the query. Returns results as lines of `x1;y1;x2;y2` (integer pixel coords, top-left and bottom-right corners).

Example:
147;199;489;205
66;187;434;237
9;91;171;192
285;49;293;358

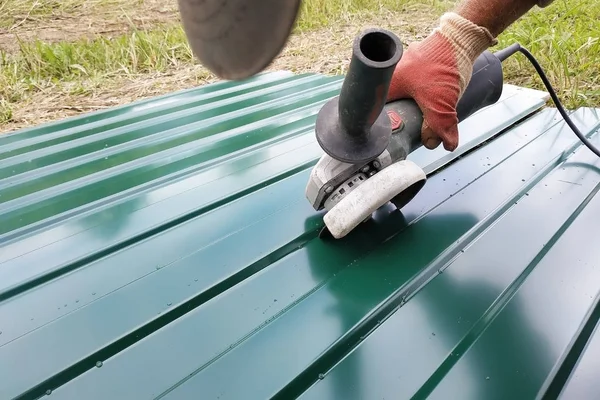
454;0;553;37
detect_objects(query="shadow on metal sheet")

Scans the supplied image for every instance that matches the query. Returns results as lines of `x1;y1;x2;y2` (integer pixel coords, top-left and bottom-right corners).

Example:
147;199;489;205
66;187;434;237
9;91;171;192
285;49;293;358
74;196;146;239
299;206;555;399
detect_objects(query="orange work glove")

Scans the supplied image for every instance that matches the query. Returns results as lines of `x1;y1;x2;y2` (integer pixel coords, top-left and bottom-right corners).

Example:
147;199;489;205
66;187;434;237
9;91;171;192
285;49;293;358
387;12;497;151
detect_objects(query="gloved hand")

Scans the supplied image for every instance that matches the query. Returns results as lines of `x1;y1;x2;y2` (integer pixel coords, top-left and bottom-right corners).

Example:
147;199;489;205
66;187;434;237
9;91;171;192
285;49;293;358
387;12;497;151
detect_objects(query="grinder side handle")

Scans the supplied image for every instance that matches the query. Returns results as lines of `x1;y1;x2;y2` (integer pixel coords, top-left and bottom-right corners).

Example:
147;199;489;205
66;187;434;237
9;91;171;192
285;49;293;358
384;50;505;159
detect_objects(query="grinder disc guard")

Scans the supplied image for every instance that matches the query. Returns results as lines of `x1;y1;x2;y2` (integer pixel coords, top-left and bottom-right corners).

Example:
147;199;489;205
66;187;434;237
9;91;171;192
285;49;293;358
322;160;426;239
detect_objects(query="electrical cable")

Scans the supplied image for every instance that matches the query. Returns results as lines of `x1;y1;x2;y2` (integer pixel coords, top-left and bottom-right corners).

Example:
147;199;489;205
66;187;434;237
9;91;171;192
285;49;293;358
494;43;600;158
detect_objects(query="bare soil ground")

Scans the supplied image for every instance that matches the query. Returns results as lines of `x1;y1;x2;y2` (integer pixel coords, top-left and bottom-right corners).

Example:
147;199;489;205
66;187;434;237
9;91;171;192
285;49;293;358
1;6;438;133
0;0;179;53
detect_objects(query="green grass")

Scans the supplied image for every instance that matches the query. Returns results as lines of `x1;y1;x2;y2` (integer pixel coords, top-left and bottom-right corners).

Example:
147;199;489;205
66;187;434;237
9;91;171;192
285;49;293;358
4;24;194;80
0;0;598;127
296;0;448;30
0;24;192;122
495;0;600;108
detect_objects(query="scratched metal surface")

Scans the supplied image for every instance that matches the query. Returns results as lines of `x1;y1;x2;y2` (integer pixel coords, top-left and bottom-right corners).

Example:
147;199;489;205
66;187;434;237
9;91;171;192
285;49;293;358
1;70;599;400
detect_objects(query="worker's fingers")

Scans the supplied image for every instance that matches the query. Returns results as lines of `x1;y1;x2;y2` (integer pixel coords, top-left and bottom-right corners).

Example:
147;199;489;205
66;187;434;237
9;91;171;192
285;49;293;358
441;125;460;151
418;88;460;152
421;122;443;149
420;109;460;151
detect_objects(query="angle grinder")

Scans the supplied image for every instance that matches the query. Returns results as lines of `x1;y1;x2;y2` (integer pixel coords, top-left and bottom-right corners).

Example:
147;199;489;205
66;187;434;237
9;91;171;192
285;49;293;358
305;28;515;239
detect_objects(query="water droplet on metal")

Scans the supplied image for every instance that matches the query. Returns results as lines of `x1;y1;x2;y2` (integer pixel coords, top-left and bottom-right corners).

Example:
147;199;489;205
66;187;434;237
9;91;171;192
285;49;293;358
92;292;96;296
76;300;79;303
195;279;198;282
46;389;52;395
273;299;277;302
318;373;325;379
167;302;172;306
96;361;103;368
486;376;490;380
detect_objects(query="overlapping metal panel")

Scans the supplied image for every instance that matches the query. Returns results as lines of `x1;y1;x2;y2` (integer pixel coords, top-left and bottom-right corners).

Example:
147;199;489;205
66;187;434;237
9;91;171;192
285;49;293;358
1;70;599;400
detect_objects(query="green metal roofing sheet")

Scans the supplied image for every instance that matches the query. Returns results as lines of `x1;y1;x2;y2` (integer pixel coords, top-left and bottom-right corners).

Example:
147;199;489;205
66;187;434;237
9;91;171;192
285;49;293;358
1;70;600;400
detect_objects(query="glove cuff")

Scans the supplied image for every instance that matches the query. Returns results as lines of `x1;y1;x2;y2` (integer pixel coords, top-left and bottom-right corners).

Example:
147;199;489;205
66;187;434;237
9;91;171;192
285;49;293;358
436;12;498;95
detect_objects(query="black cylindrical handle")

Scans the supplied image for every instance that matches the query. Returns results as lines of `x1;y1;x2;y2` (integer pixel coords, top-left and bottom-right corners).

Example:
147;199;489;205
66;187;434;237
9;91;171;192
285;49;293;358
314;28;404;163
338;28;403;139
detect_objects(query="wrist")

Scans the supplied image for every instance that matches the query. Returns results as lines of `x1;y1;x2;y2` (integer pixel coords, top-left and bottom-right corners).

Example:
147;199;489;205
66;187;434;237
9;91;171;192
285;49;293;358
438;12;497;60
454;0;543;37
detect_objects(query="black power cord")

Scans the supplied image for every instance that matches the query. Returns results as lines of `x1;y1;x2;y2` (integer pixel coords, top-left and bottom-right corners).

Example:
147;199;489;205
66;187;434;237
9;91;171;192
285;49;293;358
494;43;600;158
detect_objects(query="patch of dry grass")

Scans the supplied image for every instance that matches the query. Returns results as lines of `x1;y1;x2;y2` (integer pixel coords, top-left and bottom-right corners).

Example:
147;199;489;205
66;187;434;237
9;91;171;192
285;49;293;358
0;0;177;30
0;0;93;28
0;0;179;53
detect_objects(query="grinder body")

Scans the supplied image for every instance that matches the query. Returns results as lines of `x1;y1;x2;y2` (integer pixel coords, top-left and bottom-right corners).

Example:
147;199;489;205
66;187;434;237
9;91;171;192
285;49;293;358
306;28;507;239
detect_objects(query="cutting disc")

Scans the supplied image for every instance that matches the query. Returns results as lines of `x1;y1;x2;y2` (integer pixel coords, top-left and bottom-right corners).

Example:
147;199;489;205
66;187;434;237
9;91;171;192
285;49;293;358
177;0;302;80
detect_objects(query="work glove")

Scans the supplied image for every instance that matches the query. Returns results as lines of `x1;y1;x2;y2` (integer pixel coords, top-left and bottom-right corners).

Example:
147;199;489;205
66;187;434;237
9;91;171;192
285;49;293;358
387;12;497;151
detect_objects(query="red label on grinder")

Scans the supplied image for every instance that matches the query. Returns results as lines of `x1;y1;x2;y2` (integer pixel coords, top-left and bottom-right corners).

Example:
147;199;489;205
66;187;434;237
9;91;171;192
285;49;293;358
387;110;402;130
